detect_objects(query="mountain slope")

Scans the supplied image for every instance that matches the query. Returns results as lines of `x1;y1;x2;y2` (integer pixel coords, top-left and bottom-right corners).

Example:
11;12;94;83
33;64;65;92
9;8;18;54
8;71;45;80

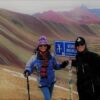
0;8;100;67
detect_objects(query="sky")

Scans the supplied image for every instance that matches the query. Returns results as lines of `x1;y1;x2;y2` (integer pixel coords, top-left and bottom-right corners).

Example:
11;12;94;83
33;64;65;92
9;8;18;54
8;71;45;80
0;0;100;15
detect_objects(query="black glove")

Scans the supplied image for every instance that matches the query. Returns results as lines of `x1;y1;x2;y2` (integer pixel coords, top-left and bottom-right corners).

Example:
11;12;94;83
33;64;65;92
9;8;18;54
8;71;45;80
60;61;69;68
23;70;30;77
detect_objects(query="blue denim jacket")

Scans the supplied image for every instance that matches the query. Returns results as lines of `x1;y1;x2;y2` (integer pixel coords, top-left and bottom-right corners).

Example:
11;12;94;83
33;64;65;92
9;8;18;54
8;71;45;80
25;55;62;87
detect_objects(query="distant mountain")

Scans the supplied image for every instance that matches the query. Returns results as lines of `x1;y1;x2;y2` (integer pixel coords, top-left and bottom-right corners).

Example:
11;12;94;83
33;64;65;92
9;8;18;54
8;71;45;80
34;6;100;24
65;6;100;24
90;9;100;17
34;10;78;24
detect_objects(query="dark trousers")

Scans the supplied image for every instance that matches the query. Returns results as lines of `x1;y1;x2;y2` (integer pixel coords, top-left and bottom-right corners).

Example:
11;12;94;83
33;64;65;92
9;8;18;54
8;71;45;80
78;86;100;100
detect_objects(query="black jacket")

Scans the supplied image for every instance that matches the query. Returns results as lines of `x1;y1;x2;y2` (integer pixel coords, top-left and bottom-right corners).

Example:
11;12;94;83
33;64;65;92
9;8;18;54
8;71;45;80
72;50;100;96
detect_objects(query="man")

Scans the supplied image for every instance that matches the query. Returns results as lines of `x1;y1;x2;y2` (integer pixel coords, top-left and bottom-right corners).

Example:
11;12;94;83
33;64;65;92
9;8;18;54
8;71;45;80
72;37;100;100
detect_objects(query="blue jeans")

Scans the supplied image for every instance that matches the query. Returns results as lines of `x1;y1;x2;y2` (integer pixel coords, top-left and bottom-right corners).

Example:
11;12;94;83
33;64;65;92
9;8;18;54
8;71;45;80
41;84;54;100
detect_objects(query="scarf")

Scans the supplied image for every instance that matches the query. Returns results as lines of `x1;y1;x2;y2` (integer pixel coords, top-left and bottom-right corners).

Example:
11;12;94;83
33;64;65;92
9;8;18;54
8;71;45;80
38;51;51;78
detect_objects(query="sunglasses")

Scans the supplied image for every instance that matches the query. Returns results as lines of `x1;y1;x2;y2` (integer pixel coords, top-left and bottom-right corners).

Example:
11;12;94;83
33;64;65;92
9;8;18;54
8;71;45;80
76;42;85;46
39;45;47;47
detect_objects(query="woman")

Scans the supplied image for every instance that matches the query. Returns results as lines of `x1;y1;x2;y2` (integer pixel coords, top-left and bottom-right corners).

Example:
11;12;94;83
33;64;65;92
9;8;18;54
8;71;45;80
72;37;100;100
24;36;68;100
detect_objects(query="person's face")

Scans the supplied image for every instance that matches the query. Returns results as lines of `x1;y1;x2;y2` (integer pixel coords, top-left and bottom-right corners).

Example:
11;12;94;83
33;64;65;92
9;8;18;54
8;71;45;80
76;44;85;52
38;44;47;52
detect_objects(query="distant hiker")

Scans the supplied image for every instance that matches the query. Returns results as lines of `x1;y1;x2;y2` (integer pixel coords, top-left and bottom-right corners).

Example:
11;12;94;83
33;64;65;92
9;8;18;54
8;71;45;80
24;35;68;100
71;37;100;100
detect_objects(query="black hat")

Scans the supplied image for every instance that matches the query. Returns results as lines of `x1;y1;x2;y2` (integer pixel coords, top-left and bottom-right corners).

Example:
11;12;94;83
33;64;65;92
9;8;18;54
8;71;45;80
75;37;86;47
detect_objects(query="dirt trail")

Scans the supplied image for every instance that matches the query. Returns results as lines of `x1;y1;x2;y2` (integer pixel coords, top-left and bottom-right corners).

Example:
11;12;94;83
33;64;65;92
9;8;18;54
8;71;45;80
0;65;78;100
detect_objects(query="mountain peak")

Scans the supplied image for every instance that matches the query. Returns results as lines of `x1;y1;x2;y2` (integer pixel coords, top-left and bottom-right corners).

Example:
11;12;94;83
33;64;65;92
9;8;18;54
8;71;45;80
80;4;88;10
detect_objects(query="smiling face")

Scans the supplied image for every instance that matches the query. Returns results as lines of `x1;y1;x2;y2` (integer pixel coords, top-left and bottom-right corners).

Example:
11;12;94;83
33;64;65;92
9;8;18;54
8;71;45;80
76;44;86;52
38;45;48;52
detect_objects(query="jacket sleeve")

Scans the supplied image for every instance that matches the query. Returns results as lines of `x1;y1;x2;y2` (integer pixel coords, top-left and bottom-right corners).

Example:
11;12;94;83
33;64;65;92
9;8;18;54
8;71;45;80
60;61;69;68
91;52;100;73
25;55;36;74
52;57;67;70
72;59;77;67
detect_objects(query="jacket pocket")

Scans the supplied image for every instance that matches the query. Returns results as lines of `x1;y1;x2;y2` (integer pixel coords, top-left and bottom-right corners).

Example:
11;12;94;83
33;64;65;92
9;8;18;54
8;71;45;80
82;80;95;95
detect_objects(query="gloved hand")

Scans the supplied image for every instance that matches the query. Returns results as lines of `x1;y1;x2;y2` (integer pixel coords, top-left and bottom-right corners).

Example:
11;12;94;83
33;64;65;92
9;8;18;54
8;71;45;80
23;70;30;77
60;61;69;68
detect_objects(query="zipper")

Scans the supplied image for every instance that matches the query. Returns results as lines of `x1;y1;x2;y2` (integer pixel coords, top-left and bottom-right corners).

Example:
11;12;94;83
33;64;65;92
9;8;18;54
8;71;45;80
91;80;95;93
82;65;85;73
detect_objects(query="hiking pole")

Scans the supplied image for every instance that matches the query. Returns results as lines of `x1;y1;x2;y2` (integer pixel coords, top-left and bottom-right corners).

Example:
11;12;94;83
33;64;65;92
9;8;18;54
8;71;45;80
68;70;73;100
26;74;30;100
67;58;73;100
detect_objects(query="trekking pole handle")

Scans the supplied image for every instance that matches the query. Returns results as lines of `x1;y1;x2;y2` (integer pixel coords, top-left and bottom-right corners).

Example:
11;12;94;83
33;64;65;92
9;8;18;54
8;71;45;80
26;72;29;77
